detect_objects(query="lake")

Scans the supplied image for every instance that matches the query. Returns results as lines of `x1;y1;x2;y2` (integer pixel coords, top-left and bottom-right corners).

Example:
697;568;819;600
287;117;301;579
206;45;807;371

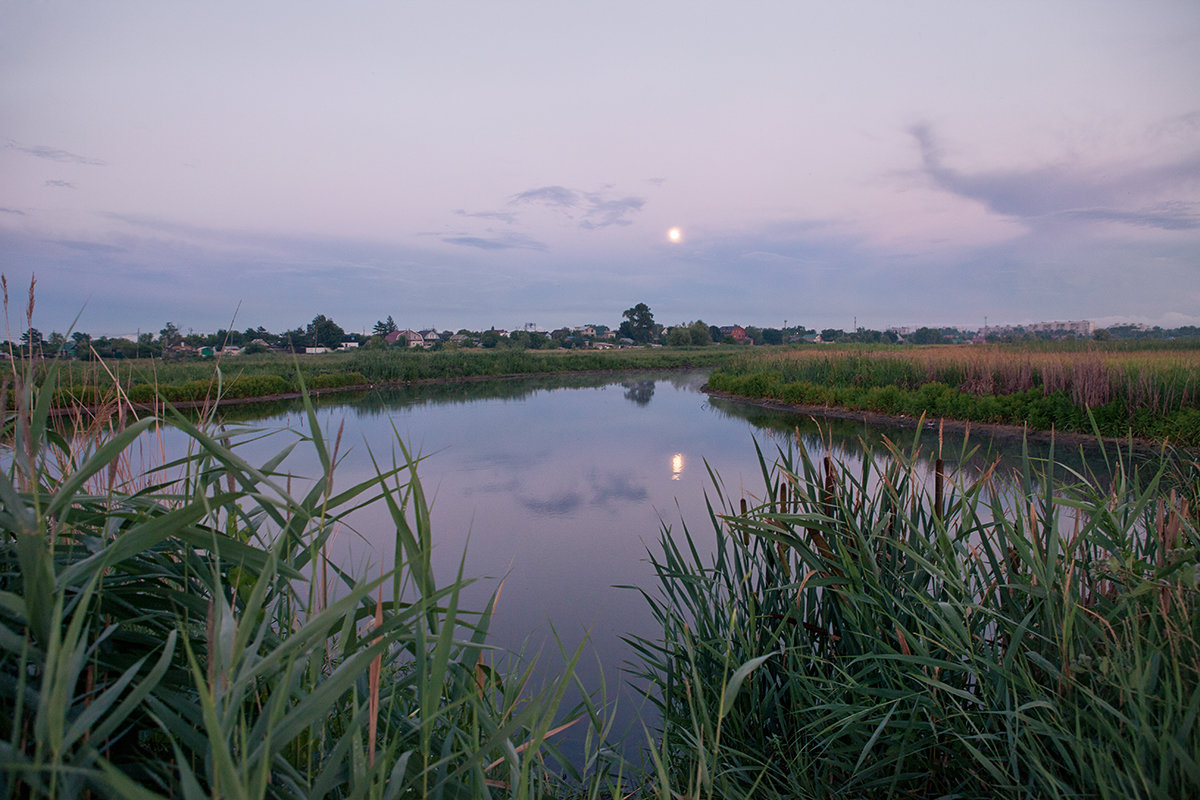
178;369;1108;757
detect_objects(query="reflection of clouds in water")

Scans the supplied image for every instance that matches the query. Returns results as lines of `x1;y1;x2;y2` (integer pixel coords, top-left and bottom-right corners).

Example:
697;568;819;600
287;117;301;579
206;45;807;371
520;490;584;516
591;471;648;505
519;471;649;516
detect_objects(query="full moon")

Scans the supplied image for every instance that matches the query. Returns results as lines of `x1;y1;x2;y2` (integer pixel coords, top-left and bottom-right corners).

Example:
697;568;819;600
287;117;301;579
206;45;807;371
667;227;682;243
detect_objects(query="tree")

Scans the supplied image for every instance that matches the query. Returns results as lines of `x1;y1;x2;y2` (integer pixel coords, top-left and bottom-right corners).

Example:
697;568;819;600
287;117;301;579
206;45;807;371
689;321;711;346
622;303;656;343
480;330;501;349
373;316;398;337
159;322;181;348
307;315;345;349
761;327;783;345
281;327;309;351
666;326;691;347
47;331;67;357
20;328;43;349
820;328;844;343
708;325;721;343
909;327;944;345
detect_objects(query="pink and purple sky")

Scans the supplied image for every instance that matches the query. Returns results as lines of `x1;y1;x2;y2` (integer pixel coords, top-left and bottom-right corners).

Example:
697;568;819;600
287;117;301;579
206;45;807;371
2;1;1198;337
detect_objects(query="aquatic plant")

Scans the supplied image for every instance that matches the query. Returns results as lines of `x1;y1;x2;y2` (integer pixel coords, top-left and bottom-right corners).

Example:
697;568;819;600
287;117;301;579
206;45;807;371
631;427;1200;798
0;364;624;798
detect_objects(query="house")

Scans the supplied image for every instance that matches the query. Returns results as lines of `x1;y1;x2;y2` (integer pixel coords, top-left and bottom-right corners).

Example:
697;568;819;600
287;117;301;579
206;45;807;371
384;330;423;348
574;325;597;337
718;325;748;343
419;329;440;346
341;336;359;349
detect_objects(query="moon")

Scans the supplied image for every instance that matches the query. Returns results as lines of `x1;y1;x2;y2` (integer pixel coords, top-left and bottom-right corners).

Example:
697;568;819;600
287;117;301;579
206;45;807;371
667;227;682;243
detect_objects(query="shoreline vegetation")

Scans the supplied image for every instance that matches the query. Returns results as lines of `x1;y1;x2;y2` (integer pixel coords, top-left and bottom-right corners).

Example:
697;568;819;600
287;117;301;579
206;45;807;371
28;339;1200;449
705;342;1200;448
3;357;1199;796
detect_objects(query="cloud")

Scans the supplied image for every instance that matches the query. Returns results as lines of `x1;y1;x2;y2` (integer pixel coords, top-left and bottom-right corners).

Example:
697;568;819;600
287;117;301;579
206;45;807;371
578;193;644;229
511;185;579;208
911;123;1200;232
1056;203;1200;231
441;232;547;251
454;208;518;224
509;184;646;229
52;239;125;254
44;179;75;189
0;207;26;215
5;139;107;166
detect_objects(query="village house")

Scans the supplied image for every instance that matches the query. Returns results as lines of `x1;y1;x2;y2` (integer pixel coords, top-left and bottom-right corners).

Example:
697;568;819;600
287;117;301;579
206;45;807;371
718;325;748;343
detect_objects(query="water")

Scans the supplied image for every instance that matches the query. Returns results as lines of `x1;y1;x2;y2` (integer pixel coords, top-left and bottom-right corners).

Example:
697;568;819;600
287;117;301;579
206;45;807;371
161;369;1116;758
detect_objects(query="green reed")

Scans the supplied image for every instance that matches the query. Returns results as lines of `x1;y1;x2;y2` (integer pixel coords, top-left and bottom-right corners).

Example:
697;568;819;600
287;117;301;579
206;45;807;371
630;427;1199;799
0;367;628;798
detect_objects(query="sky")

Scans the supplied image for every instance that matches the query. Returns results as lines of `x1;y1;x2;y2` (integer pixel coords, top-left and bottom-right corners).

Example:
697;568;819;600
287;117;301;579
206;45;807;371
2;0;1199;338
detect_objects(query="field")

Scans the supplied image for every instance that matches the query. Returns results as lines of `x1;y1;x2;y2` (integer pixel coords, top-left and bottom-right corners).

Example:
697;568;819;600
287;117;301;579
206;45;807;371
707;341;1200;446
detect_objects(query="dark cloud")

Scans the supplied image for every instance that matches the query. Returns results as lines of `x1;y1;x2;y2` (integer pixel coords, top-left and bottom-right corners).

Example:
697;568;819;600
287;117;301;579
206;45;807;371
44;179;75;189
442;233;547;251
509;184;646;229
911;123;1200;231
5;139;107;166
454;208;518;224
0;207;26;215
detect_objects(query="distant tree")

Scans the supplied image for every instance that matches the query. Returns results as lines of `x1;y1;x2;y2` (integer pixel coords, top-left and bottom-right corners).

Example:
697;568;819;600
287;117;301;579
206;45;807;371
373;316;398;337
242;340;268;355
708;325;721;343
1093;329;1112;341
159;322;181;348
820;328;843;343
622;303;656;343
20;328;43;349
761;328;784;345
909;327;944;345
689;320;711;346
306;315;345;349
882;330;900;344
481;330;501;348
46;331;67;357
282;327;309;351
666;326;691;347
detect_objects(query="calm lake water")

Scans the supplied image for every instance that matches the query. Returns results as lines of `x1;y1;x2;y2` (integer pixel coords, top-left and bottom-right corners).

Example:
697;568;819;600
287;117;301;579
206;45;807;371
177;369;1110;756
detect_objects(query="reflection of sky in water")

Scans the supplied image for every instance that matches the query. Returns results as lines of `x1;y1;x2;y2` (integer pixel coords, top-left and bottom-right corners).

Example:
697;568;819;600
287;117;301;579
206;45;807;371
142;369;1127;758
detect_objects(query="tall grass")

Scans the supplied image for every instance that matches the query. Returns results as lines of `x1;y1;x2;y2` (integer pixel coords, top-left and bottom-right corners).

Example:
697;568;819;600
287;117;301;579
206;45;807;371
709;344;1200;445
0;364;626;797
630;428;1200;798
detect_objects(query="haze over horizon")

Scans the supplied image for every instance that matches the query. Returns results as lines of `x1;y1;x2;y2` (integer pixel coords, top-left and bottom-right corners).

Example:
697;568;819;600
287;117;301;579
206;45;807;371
2;1;1198;338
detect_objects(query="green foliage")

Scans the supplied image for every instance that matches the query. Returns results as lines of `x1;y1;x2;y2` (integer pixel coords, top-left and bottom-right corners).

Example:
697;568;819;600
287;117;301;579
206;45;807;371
632;435;1200;798
707;345;1200;446
1;370;622;798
